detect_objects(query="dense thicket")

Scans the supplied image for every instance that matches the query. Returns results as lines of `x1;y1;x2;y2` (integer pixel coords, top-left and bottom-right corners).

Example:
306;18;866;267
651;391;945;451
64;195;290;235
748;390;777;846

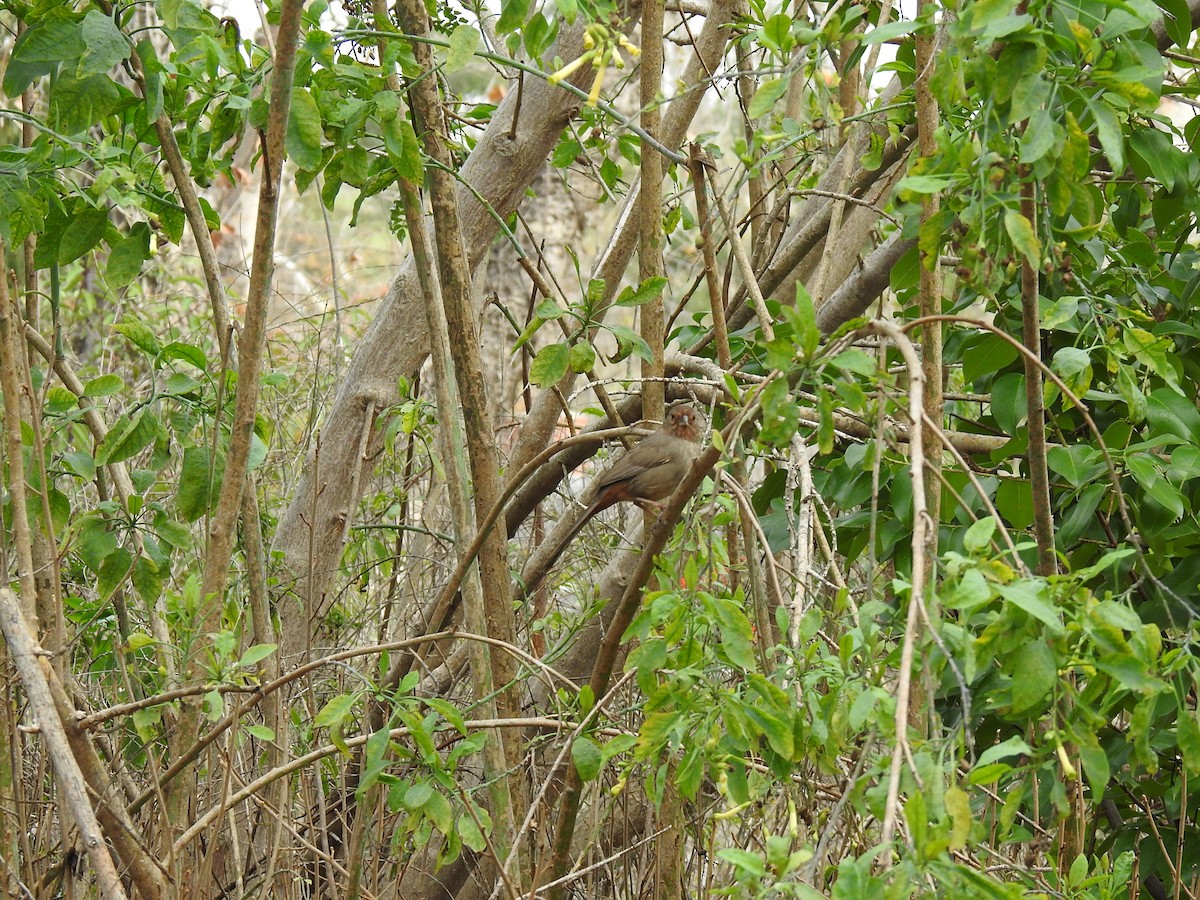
1;0;1199;897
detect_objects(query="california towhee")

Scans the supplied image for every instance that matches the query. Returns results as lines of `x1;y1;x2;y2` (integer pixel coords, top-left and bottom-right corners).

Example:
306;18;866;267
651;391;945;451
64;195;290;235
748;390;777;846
539;404;705;577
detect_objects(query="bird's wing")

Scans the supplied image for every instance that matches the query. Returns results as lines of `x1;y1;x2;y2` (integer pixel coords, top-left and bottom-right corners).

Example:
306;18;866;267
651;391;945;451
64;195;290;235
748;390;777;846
594;446;671;491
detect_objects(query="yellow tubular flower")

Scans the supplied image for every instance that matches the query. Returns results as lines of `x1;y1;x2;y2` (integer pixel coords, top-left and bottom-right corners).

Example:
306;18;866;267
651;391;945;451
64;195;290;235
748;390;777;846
587;65;606;106
548;49;595;85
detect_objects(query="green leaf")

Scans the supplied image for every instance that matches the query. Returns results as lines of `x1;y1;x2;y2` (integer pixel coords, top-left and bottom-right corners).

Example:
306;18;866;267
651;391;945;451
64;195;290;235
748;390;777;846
861;132;884;170
1046;444;1106;488
748;706;794;759
975;735;1032;768
202;691;224;720
458;812;486;852
863;18;918;44
966;0;1025;31
98;546;133;600
135;39;164;119
4;15;85;96
1018;110;1056;164
58;206;109;265
551;136;582;168
1127;453;1185;519
1080;732;1111;798
717;848;767;878
63;450;95;480
132;554;164;603
607;325;653;364
639;710;681;754
568;340;595;373
967;762;1013;784
160;341;208;370
445;24;479;73
83;374;124;398
748;77;789;119
991;373;1026;434
107;222;152;287
236;644;277;668
962;333;1019;384
1116;363;1148;421
131;705;162;742
423;697;467;734
1011;74;1051;124
163;374;201;397
95;409;157;466
1091;597;1142;632
676;746;704;799
571;736;603;781
531;301;561;322
176;445;225;522
945;567;993;611
997;580;1062;630
586;278;607;308
556;0;578;23
760;378;799;447
963;517;997;553
79;9;131;76
496;0;530;34
1130;127;1181;192
529;342;569;387
831;348;876;377
1095;653;1164;694
427;791;455;834
248;433;268;470
896;174;958;195
384;116;424;183
1068;853;1089;889
1086;96;1124;171
995;478;1033;529
114;321;161;355
944;784;972;850
403;782;433;811
713;597;756;670
1125;329;1182;393
616;276;668;307
78;515;118;572
1158;0;1192;48
286;89;323;171
1147;388;1200;442
314;693;358;728
1003;209;1040;268
46;388;78;416
760;14;793;52
1170;445;1200;480
518;15;554;64
1072;548;1136;581
153;514;192;550
1009;640;1056;712
1178;711;1200;775
792;283;819;358
50;71;121;135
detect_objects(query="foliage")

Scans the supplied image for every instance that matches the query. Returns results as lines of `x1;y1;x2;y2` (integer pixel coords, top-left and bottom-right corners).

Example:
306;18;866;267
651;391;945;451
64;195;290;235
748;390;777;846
1;0;1199;897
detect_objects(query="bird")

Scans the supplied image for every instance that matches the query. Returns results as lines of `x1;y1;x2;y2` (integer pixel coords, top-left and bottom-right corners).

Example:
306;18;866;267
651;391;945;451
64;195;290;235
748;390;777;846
536;404;705;583
580;403;704;518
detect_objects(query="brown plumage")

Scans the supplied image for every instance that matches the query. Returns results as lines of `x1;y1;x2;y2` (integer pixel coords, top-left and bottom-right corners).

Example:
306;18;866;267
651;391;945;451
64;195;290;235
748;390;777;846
579;404;703;519
536;405;704;584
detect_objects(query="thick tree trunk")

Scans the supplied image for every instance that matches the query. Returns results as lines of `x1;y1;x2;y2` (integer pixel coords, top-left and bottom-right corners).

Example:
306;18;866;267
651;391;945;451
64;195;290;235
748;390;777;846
271;15;620;655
